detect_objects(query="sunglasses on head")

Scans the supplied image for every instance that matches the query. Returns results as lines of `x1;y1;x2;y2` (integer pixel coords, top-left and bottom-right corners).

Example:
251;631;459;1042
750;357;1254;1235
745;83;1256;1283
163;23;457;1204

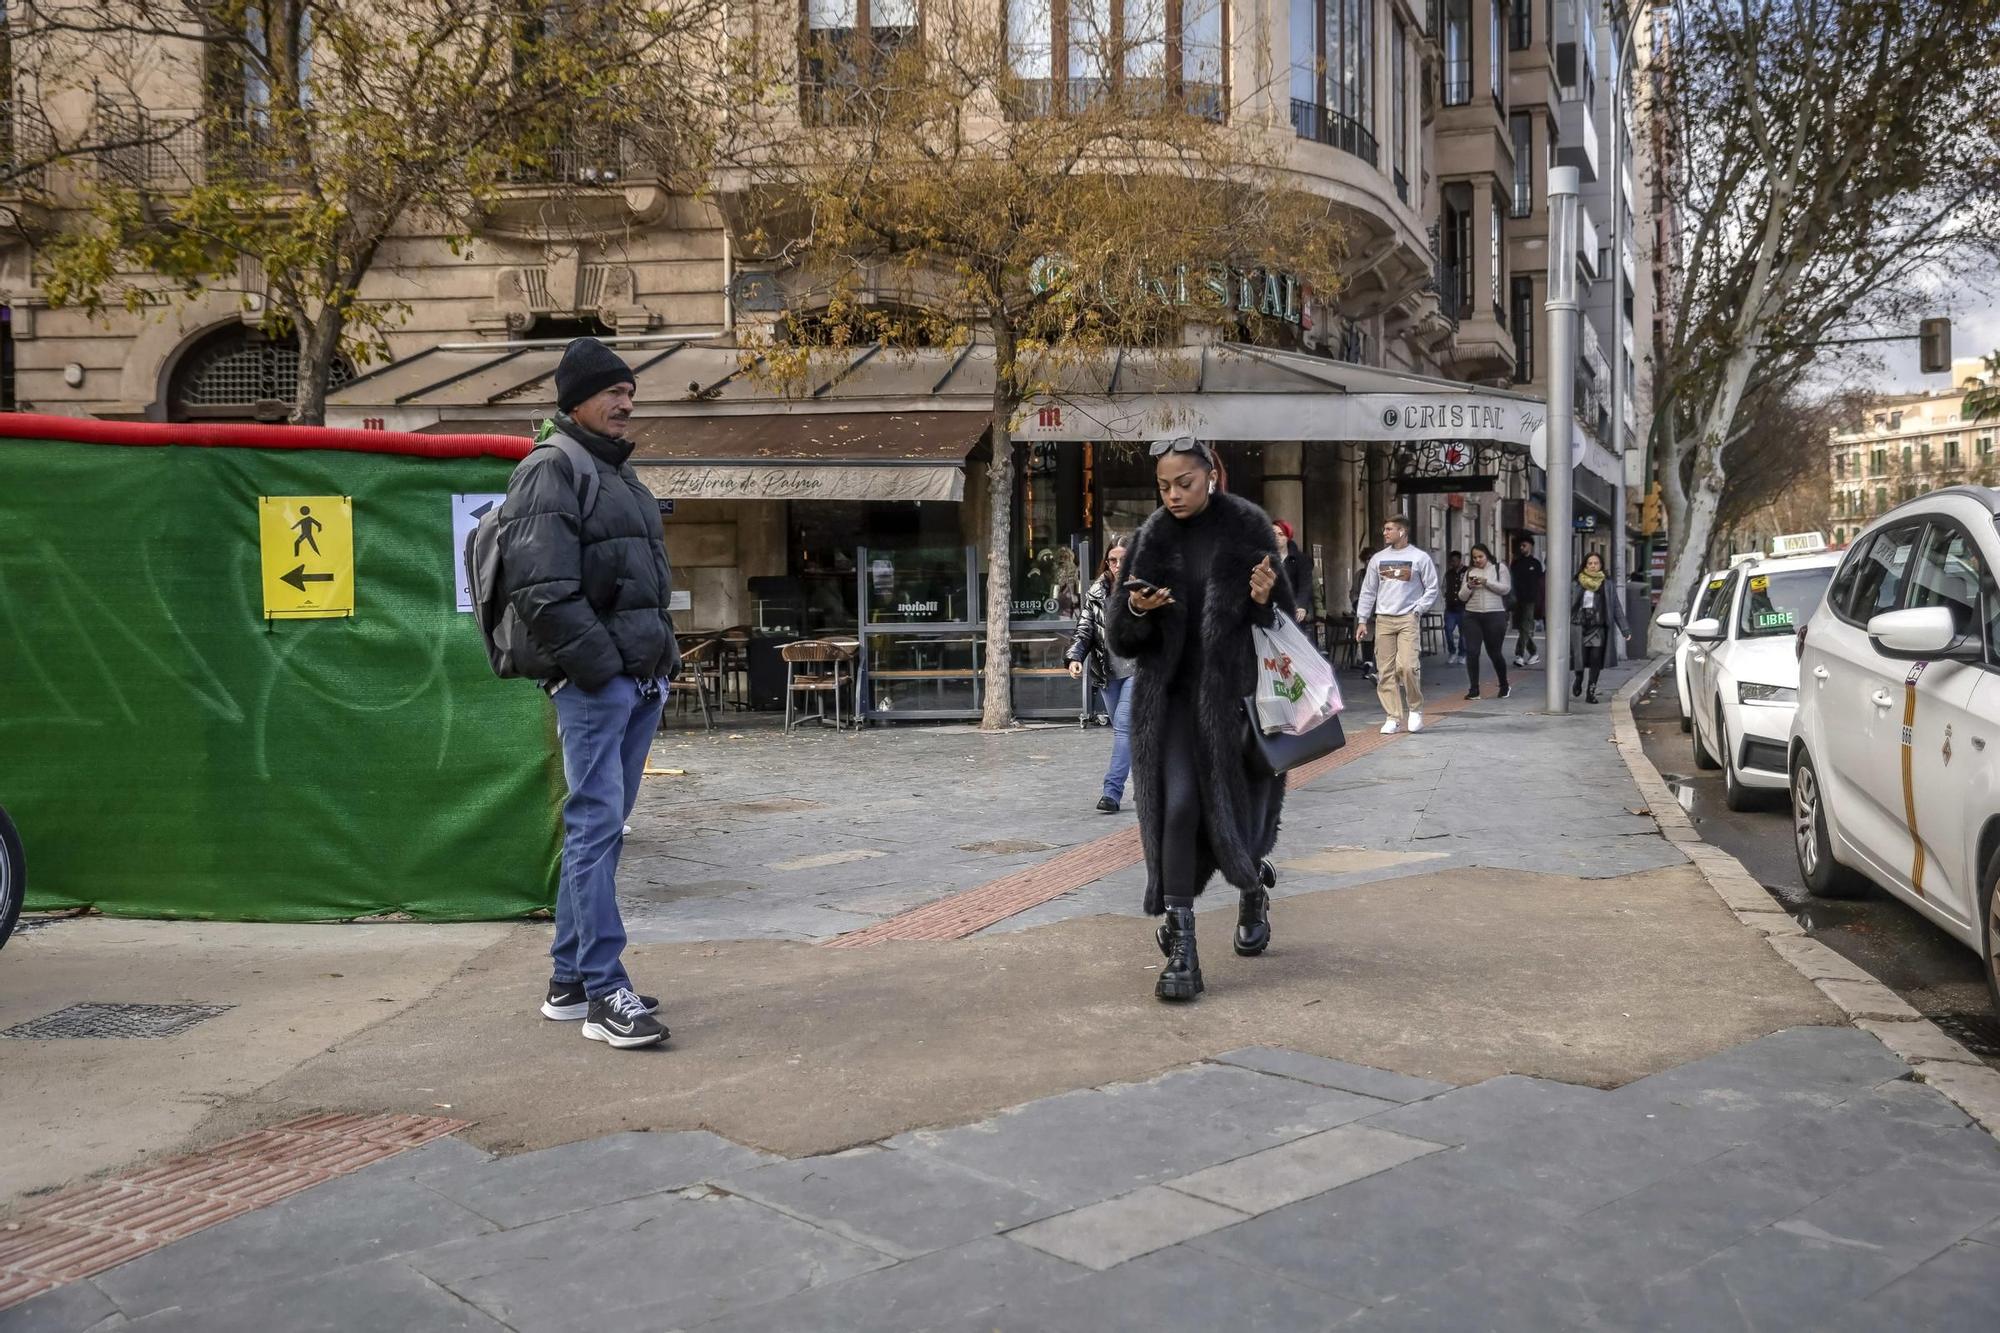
1149;436;1210;461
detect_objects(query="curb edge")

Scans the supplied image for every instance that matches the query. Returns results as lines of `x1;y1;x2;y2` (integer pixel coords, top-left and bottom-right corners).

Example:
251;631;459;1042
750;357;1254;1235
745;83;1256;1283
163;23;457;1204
1610;656;2000;1142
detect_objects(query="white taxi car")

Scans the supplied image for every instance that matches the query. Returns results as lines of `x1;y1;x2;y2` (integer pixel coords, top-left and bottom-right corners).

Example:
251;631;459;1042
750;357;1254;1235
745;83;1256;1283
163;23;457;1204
1791;487;2000;1016
1654;566;1731;734
1682;542;1841;812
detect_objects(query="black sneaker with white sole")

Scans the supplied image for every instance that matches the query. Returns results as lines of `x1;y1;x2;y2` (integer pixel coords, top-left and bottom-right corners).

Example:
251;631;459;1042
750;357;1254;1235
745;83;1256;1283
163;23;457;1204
542;979;659;1022
581;989;668;1048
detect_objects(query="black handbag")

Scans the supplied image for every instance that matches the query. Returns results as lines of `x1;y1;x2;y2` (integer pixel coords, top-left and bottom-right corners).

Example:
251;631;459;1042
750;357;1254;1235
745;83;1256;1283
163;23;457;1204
1242;697;1347;779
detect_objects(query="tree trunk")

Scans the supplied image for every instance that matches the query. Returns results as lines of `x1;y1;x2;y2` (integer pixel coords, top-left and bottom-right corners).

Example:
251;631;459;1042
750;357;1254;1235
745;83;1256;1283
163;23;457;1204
1654;348;1757;651
291;312;347;427
981;315;1018;730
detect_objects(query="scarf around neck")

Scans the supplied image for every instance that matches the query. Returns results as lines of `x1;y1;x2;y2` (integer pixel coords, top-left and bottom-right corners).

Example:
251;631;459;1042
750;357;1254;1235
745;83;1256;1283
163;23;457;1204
1578;569;1606;592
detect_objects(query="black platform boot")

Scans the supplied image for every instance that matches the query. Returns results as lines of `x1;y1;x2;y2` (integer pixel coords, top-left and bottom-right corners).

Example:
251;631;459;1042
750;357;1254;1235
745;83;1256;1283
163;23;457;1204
1235;862;1274;956
1155;907;1204;1001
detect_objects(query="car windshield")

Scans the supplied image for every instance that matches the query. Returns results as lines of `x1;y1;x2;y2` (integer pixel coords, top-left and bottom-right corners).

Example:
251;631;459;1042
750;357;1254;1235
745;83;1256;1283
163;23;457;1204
1738;568;1833;638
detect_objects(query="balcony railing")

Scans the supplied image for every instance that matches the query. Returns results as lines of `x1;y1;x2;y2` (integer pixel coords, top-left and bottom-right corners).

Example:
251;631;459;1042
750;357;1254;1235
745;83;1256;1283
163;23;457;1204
506;128;634;185
1004;77;1225;123
1443;59;1472;106
93;106;300;189
1290;100;1377;168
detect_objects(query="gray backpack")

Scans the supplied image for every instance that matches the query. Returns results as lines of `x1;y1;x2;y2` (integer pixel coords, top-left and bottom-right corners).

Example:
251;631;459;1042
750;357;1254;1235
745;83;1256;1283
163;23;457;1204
465;434;600;680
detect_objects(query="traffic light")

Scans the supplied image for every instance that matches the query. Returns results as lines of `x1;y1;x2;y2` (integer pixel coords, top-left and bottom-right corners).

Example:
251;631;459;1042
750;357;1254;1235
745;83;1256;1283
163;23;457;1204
1920;317;1952;374
1641;484;1663;535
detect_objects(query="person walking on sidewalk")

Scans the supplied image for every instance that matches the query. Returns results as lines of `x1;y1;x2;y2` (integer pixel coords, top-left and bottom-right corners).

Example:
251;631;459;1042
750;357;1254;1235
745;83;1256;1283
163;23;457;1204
1350;543;1378;683
1107;437;1292;1004
1068;539;1136;813
1569;551;1628;704
498;337;678;1051
1459;543;1513;699
1274;520;1310;626
1356;516;1440;735
1509;537;1545;667
1443;550;1465;665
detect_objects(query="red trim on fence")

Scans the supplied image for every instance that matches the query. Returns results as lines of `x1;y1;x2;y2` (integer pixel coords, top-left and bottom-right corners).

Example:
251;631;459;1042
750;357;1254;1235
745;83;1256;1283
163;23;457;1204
0;412;533;462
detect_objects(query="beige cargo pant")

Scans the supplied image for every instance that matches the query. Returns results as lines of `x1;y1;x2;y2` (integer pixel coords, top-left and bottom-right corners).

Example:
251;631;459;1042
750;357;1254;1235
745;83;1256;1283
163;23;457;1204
1372;611;1422;721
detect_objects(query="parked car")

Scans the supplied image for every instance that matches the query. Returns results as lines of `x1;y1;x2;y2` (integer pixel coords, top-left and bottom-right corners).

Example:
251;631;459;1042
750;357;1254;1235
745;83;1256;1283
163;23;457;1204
1680;546;1841;811
0;804;21;949
1790;486;2000;1016
1654;566;1731;733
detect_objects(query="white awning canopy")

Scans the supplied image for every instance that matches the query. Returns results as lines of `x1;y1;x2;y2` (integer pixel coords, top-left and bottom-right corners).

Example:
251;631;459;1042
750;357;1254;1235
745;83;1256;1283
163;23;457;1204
327;340;1551;450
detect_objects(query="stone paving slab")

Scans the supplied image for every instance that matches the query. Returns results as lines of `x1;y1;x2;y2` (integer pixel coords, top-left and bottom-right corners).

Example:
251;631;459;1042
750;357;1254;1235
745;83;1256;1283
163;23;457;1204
13;1027;2000;1332
1212;1047;1455;1103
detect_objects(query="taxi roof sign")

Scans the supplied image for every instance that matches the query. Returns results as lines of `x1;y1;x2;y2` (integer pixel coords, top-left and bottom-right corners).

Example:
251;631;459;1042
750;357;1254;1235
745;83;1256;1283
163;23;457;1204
1770;531;1828;557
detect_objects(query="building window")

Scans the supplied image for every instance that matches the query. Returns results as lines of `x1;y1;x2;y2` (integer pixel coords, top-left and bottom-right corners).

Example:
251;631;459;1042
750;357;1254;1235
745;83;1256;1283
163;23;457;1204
1509;112;1531;217
1872;446;1887;475
1980;435;1994;458
1510;0;1531;49
1442;0;1470;105
1876;485;1888;511
1946;436;1960;465
1290;0;1374;163
1835;526;1846;545
1510;275;1533;382
806;0;919;122
1391;18;1409;200
1442;185;1473;318
1489;186;1504;317
1008;0;1225;120
1834;454;1845;478
1903;444;1913;471
1489;0;1505;105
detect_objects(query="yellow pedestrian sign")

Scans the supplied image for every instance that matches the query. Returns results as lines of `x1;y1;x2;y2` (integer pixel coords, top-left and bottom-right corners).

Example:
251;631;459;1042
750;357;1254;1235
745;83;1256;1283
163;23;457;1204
259;495;354;619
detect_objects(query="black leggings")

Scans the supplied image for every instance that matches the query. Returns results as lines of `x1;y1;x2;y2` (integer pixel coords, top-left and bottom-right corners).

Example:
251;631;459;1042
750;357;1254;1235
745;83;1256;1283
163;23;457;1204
1464;611;1510;690
1160;702;1204;908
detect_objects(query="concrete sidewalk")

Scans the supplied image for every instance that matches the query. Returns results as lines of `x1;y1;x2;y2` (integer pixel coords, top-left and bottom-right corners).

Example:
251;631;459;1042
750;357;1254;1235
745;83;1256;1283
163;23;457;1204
5;659;1999;1329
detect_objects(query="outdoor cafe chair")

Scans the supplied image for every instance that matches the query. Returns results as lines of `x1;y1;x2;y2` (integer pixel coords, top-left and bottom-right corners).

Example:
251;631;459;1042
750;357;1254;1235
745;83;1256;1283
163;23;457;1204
782;639;854;731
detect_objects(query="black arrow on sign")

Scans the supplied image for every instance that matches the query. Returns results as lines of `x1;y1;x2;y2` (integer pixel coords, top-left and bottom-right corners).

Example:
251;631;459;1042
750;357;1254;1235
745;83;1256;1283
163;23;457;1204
281;565;335;592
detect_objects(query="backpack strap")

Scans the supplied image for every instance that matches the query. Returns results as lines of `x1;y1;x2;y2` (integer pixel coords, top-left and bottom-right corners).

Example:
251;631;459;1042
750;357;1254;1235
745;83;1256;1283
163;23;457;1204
545;433;601;518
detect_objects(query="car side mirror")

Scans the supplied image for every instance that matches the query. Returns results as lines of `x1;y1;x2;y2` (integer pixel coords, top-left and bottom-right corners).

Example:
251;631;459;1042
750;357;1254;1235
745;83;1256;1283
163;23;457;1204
1685;617;1724;642
1866;606;1981;661
1654;611;1685;631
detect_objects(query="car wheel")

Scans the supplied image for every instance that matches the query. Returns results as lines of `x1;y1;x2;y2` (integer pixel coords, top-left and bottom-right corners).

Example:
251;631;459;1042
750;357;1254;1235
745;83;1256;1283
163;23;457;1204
0;804;21;950
1691;704;1719;770
1792;751;1869;900
1719;707;1757;812
1679;712;1692;735
1982;845;2000;1019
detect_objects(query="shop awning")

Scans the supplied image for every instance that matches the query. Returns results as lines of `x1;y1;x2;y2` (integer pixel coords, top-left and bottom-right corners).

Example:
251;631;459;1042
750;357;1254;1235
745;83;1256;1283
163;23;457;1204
327;339;1552;452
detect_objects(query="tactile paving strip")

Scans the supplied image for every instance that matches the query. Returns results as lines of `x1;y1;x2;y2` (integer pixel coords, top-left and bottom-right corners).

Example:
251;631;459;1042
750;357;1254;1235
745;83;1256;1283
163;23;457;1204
0;1003;234;1041
823;682;1496;946
0;1111;467;1312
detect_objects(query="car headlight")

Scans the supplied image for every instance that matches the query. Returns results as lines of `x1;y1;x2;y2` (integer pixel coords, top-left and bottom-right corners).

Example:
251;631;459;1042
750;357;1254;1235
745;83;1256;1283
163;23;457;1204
1738;682;1797;705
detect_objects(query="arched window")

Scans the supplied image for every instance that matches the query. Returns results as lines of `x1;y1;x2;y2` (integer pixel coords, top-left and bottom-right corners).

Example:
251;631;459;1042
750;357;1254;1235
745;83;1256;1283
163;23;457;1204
168;327;353;423
1006;0;1226;120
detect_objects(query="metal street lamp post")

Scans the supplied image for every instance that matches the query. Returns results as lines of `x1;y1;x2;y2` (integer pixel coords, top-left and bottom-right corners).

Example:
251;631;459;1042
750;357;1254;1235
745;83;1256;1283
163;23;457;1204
1545;166;1582;715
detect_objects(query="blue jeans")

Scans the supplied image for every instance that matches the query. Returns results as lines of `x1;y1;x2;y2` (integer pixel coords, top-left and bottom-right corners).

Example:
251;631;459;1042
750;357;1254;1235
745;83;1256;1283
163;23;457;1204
1100;676;1134;803
550;675;664;999
1444;609;1464;656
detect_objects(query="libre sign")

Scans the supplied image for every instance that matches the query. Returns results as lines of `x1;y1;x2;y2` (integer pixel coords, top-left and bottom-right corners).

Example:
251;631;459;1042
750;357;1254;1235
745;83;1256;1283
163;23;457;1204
259;495;355;619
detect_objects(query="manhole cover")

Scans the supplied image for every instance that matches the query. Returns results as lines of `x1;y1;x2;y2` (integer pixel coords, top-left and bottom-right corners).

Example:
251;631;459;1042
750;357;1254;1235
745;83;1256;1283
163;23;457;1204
956;839;1056;855
1932;1010;2000;1059
1;1002;235;1040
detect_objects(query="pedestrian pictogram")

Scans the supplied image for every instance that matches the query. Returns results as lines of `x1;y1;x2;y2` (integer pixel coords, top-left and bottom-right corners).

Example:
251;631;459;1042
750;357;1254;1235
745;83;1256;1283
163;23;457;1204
259;495;354;619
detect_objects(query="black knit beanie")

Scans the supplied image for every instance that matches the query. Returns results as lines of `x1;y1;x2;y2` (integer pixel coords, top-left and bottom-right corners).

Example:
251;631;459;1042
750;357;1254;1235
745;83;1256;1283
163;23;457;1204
554;337;635;412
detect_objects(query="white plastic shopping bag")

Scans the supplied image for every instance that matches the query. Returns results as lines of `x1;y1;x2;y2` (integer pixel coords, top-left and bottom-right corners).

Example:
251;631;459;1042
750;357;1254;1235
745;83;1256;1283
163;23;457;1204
1251;616;1343;735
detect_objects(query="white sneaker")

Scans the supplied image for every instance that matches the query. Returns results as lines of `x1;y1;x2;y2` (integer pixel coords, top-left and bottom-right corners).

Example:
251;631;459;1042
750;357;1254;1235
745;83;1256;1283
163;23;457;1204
622;823;633;836
1380;718;1401;735
1408;712;1425;733
1528;653;1542;666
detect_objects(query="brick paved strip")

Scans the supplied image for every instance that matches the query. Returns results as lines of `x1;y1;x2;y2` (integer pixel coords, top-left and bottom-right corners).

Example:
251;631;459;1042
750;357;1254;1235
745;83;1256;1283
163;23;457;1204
0;1111;466;1311
823;684;1494;947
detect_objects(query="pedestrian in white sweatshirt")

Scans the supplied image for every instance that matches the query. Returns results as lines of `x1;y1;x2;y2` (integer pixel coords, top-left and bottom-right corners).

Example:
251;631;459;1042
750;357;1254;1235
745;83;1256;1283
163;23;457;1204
1356;516;1441;734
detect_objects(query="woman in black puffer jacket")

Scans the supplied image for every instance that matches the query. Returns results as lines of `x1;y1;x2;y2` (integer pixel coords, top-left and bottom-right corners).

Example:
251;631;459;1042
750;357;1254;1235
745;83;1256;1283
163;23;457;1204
1106;438;1295;1003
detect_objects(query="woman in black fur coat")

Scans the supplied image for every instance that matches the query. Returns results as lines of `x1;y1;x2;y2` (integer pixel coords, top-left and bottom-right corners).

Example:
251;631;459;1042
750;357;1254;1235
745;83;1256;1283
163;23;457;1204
1106;438;1295;1002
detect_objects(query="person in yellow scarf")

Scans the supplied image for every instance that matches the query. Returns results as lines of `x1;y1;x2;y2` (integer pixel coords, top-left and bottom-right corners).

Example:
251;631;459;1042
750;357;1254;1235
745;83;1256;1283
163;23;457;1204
1569;552;1629;703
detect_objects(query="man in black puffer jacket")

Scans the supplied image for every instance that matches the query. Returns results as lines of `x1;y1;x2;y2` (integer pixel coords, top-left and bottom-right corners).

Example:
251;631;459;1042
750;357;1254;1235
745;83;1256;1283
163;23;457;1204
497;337;678;1051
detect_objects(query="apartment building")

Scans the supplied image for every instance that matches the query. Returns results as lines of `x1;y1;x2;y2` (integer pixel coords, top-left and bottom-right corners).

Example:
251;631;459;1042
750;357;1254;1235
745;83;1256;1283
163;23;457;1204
0;1;1653;710
1826;359;2000;546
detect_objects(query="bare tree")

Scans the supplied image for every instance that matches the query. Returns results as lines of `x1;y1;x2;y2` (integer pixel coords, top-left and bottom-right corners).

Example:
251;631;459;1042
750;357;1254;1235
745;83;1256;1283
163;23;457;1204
19;0;726;423
1638;0;2000;647
730;0;1348;727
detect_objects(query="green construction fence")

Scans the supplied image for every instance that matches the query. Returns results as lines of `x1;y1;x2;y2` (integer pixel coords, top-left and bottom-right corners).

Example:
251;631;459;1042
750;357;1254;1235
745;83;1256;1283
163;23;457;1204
0;413;563;922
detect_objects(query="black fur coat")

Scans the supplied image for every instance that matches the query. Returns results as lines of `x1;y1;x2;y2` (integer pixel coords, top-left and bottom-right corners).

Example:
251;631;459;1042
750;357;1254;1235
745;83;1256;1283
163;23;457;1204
1106;491;1296;915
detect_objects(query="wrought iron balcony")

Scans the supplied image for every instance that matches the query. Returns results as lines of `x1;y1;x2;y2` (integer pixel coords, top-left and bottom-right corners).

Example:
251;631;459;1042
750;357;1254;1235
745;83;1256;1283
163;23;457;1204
1290;100;1378;168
